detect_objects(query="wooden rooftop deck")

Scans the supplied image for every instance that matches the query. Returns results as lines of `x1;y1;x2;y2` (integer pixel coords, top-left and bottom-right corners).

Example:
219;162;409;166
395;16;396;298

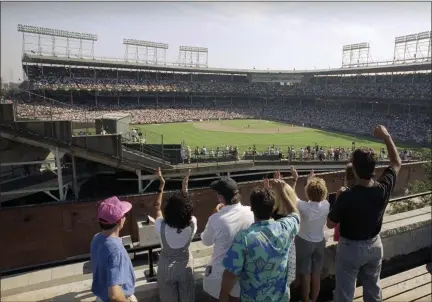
354;263;431;301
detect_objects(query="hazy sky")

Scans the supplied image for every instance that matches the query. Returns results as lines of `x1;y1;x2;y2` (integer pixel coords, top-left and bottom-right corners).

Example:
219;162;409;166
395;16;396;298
1;1;431;82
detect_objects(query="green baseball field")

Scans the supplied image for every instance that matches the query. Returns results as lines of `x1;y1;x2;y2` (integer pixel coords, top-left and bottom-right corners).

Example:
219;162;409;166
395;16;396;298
133;119;389;152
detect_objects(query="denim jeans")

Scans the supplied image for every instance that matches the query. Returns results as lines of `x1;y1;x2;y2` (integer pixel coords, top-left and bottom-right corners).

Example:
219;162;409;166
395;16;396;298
335;235;383;302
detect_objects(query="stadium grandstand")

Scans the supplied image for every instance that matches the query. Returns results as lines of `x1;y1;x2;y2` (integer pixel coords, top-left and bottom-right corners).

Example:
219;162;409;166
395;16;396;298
6;25;430;147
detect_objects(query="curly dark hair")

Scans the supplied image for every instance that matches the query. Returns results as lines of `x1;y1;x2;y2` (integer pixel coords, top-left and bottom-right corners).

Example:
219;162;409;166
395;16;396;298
163;192;194;231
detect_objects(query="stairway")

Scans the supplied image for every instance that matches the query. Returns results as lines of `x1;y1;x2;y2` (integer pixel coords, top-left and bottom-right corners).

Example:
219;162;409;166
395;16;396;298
122;146;172;169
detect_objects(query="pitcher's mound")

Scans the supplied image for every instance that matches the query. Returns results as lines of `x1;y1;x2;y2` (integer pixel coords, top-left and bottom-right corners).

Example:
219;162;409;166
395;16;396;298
193;121;307;134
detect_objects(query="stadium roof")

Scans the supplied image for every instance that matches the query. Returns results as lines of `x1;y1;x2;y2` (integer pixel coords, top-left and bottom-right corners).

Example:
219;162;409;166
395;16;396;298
22;54;431;76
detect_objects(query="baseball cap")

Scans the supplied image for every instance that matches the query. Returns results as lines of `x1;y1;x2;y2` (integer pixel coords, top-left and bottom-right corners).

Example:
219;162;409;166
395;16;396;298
98;196;132;224
210;177;238;201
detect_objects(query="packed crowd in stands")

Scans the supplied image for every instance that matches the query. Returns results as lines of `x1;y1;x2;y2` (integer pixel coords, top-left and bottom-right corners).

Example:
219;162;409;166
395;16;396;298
26;65;431;100
91;125;402;302
14;98;430;144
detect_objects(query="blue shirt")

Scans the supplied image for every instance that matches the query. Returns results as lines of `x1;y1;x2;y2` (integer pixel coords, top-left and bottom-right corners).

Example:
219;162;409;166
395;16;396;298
223;214;300;302
90;233;136;302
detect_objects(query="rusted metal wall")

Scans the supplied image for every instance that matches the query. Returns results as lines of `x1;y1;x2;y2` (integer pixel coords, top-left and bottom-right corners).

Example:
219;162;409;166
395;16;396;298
0;162;425;271
15;121;73;142
71;135;122;157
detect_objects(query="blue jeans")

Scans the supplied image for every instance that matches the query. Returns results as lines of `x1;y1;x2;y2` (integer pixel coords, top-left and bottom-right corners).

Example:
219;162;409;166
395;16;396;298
335;235;383;302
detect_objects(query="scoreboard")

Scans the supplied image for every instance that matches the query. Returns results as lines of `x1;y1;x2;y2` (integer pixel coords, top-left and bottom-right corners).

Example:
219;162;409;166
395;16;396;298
250;73;304;84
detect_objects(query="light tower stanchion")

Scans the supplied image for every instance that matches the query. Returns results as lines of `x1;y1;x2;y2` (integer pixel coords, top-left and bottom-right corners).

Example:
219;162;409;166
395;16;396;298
123;38;169;65
176;46;208;68
341;42;370;68
18;24;98;59
393;31;431;63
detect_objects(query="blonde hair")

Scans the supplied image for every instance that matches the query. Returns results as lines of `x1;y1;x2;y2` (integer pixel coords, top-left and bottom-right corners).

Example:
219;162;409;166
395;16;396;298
273;183;298;216
305;177;328;202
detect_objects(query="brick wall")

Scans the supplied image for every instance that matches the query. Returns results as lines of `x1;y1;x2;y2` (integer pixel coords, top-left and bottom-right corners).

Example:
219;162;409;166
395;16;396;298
0;162;425;271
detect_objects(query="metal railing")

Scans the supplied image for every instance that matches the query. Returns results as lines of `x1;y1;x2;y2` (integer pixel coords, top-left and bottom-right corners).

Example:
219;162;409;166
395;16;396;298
2;191;430;278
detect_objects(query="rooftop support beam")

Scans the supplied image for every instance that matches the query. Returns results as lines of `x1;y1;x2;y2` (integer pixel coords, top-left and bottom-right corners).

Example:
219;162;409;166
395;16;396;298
136;169;143;193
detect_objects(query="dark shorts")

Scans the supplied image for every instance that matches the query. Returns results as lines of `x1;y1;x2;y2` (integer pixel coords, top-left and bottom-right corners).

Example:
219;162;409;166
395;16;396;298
295;236;325;274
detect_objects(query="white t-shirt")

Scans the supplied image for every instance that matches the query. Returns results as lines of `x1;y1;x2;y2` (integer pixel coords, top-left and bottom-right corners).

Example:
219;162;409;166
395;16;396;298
297;199;330;242
201;203;254;267
155;216;197;249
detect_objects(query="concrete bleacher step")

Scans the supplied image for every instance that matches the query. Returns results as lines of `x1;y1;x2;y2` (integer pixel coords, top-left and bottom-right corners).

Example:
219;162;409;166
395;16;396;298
354;264;431;302
2;206;430;301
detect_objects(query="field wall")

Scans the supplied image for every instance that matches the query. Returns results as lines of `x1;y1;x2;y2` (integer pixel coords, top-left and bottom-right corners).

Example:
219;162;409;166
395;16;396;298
267;118;430;148
0;162;426;271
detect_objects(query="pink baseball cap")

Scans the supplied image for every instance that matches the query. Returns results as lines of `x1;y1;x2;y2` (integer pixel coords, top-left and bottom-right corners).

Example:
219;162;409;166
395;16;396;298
98;196;132;224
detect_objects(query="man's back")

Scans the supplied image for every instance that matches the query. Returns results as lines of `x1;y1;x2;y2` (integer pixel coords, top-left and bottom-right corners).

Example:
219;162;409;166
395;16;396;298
223;214;300;302
330;167;397;240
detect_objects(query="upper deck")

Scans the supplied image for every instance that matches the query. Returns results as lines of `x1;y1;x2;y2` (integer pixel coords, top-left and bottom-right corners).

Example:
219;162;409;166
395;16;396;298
22;53;432;76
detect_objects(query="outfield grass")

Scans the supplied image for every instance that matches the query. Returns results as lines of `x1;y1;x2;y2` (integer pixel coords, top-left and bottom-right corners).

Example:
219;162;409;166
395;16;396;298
133;119;388;152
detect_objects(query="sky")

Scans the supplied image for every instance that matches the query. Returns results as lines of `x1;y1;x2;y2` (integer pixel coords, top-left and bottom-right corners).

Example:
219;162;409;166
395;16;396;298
1;1;431;82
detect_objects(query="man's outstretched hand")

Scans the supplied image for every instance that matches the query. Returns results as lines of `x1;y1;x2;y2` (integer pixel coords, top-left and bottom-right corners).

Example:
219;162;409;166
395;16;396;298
373;125;390;140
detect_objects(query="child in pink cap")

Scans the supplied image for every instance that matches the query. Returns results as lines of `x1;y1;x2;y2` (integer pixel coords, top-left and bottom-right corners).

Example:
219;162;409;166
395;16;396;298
90;196;137;302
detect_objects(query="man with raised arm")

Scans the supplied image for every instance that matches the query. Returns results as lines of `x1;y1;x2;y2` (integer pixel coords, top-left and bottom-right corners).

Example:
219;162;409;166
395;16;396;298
327;125;401;302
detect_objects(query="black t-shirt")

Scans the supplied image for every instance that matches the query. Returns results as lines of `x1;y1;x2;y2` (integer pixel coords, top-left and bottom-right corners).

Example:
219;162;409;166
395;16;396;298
327;166;397;240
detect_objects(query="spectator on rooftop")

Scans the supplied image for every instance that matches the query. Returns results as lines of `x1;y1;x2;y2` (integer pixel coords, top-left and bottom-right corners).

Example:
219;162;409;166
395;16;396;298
219;178;299;302
153;168;196;302
327;125;401;302
201;177;254;301
296;169;330;302
90;196;137;302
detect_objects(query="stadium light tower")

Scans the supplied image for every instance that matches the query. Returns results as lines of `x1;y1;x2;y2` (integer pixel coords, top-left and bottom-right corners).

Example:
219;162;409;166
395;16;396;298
393;31;432;63
17;24;98;59
341;42;370;68
123;39;169;65
177;46;208;68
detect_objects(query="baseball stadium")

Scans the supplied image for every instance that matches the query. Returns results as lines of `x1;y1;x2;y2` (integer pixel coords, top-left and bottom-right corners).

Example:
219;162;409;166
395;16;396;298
1;23;430;203
0;17;431;302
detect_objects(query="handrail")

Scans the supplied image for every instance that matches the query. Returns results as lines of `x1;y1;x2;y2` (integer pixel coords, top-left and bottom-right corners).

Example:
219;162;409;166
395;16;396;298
1;191;431;277
389;191;431;203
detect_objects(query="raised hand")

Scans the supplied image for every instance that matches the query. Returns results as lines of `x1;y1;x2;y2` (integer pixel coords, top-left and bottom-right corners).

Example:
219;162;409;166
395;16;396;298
269;178;285;191
308;169;315;179
155;167;165;187
274;171;281;179
182;169;191;193
290;165;298;180
373;125;390;140
263;178;270;189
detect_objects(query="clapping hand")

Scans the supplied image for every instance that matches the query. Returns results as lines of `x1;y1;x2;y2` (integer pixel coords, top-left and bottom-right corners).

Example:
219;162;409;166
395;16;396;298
182;169;191;193
263;178;270;189
290;165;298;180
308;169;315;179
155;167;165;187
